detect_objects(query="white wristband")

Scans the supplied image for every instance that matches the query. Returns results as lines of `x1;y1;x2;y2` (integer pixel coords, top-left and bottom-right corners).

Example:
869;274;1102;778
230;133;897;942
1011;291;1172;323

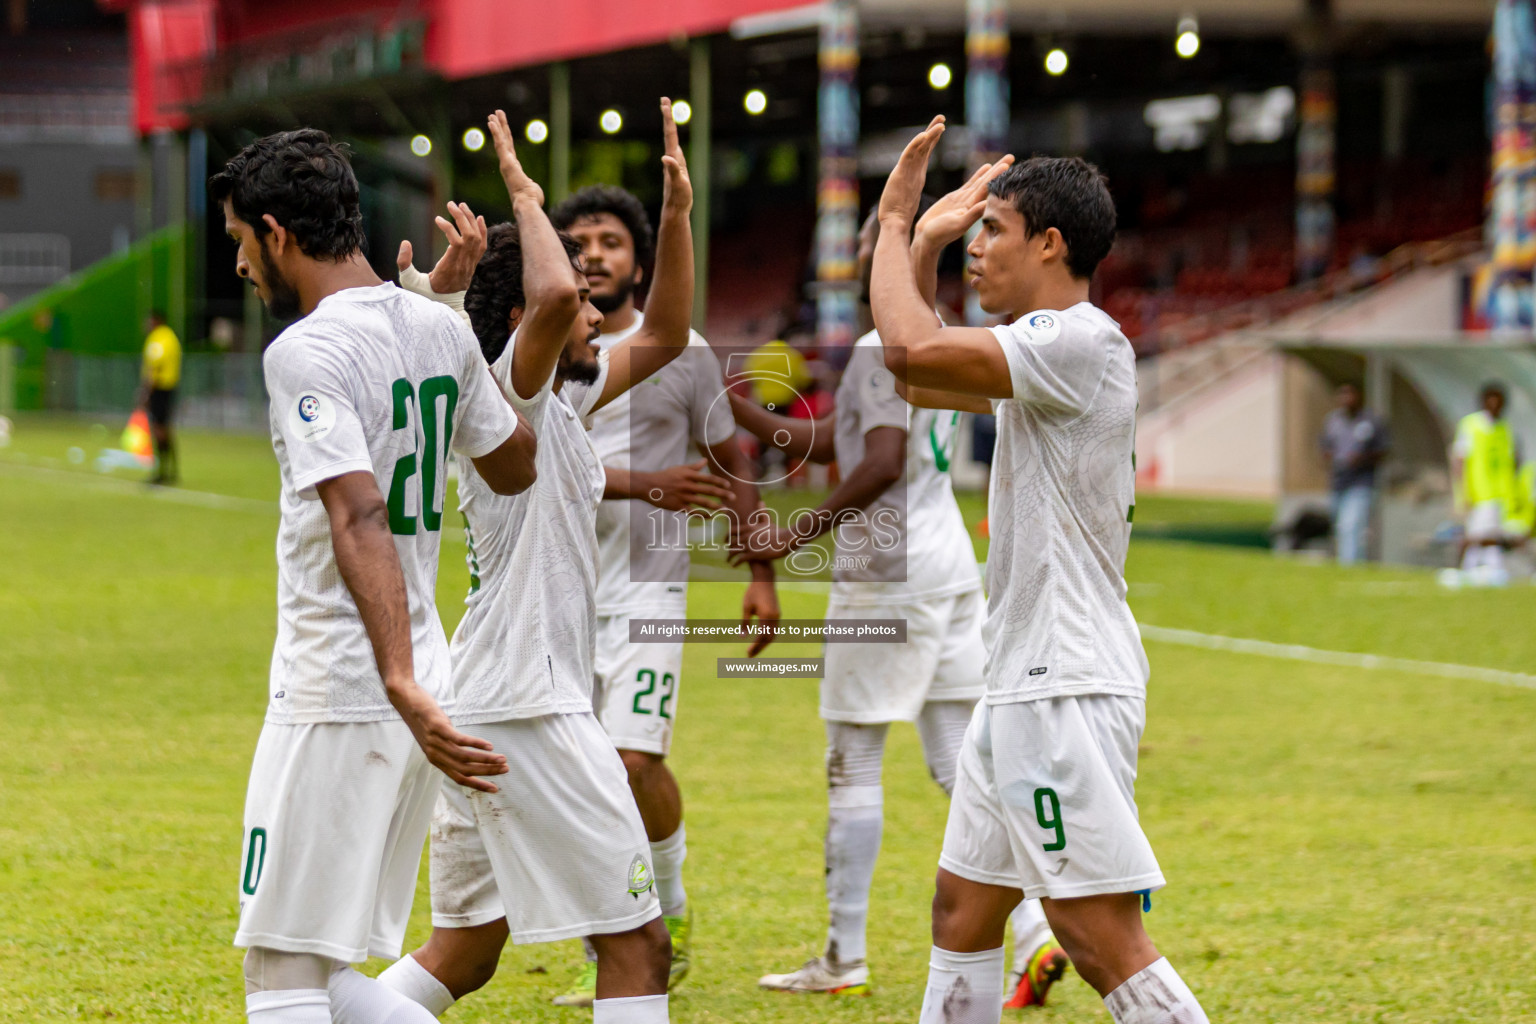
399;262;472;325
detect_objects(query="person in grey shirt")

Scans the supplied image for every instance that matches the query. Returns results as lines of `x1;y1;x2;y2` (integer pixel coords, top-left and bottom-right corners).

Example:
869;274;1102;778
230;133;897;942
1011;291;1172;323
1320;382;1390;564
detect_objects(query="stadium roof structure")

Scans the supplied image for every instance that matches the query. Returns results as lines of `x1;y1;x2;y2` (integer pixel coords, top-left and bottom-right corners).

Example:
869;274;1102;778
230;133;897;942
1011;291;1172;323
106;0;1495;134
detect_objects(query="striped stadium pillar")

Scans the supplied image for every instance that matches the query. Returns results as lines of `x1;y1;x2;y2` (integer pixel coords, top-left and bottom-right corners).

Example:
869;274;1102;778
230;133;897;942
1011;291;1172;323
965;0;1009;326
1294;0;1336;283
815;0;859;349
1489;0;1536;331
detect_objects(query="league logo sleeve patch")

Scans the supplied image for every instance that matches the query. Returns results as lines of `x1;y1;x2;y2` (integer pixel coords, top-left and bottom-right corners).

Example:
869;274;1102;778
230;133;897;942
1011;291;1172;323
1018;311;1063;346
289;392;338;443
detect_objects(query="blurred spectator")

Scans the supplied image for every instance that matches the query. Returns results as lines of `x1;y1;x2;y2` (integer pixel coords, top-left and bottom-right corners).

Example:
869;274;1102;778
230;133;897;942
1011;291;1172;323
1320;382;1389;564
1451;382;1520;579
137;311;180;486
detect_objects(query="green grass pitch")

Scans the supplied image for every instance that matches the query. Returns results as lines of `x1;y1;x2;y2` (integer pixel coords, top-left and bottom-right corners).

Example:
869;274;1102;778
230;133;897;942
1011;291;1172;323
2;415;1534;1022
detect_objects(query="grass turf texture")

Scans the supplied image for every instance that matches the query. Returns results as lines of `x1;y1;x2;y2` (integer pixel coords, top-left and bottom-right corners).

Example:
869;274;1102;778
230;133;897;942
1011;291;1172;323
2;415;1534;1022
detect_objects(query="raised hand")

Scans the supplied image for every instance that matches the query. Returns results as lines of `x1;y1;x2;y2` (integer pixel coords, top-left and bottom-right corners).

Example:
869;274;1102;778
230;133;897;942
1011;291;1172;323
659;97;693;215
396;201;489;295
487;109;543;207
916;155;1016;249
878;115;946;228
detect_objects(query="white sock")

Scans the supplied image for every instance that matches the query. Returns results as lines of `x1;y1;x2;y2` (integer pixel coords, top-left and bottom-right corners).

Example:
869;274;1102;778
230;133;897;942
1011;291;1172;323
329;965;440;1023
824;784;883;965
377;955;456;1017
917;946;1005;1024
1103;957;1209;1024
246;989;329;1024
650;824;688;916
592;993;669;1024
1008;900;1052;974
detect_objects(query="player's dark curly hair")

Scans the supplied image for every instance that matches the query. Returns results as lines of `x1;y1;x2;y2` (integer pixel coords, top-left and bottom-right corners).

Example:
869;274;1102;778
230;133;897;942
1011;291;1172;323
987;157;1116;280
549;185;655;269
465;222;586;364
208;129;366;261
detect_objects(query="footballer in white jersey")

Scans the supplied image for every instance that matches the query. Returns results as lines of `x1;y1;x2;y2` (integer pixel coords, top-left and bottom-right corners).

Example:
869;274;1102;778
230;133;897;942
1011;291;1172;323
211;130;534;1024
377;104;695;1024
549;186;779;1002
872;127;1210;1024
731;210;1063;1003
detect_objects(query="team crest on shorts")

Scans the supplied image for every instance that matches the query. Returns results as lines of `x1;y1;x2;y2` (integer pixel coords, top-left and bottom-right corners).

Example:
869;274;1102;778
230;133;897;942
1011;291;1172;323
627;854;654;897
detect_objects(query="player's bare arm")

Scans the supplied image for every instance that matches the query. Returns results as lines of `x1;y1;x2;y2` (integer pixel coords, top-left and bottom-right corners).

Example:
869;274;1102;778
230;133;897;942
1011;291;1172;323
893;377;993;416
396;200;489;296
593;98;695;411
872;116;1012;400
702;433;781;655
470;404;538;495
486;108;584;400
727;391;837;465
604;460;735;511
316;470;508;793
730;426;905;566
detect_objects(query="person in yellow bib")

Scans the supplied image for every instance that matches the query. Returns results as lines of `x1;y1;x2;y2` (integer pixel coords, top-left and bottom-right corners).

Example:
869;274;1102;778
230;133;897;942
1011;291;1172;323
1451;382;1523;580
138;311;181;485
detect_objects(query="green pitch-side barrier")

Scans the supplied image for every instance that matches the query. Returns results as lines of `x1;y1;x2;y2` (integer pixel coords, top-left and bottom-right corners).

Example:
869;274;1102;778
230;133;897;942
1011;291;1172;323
0;226;188;411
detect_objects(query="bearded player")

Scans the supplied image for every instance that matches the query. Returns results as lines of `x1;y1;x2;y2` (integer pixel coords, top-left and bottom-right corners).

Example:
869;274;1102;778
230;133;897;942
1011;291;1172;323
376;102;695;1024
214;129;535;1024
873;118;1211;1024
541;184;781;1005
729;195;1066;1006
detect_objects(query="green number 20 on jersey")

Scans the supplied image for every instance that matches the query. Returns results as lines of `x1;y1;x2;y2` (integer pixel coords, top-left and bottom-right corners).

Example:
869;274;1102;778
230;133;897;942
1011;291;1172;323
386;375;459;535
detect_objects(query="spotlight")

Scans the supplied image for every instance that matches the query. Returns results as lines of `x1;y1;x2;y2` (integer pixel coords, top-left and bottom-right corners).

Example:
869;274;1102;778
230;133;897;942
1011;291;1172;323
1176;15;1200;59
600;109;623;134
673;99;693;125
744;88;768;115
461;127;485;152
1044;48;1069;76
928;63;952;90
525;119;549;144
409;134;432;157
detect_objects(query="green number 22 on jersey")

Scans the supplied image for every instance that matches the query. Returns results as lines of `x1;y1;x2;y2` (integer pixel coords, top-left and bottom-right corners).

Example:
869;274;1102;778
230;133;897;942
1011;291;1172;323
387;375;458;536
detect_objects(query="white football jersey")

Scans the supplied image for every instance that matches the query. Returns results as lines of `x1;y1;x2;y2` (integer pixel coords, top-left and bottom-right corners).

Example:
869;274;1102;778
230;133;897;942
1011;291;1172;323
261;282;518;724
449;330;609;724
829;331;981;606
588;316;735;616
983;303;1149;703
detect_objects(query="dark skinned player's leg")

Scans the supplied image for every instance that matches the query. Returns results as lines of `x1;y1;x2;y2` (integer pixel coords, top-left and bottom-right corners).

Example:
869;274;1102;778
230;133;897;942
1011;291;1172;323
619;749;682;842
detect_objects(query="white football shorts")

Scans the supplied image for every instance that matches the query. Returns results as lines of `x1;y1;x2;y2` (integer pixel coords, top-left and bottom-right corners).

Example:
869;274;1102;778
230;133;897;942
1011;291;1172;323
593;609;686;756
429;712;661;944
1466;498;1522;542
234;719;437;962
820;589;986;724
939;696;1166;901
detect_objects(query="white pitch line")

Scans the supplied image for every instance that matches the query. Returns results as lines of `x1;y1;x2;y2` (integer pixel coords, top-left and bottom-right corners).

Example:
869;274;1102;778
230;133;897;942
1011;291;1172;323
0;458;277;515
1140;623;1536;691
